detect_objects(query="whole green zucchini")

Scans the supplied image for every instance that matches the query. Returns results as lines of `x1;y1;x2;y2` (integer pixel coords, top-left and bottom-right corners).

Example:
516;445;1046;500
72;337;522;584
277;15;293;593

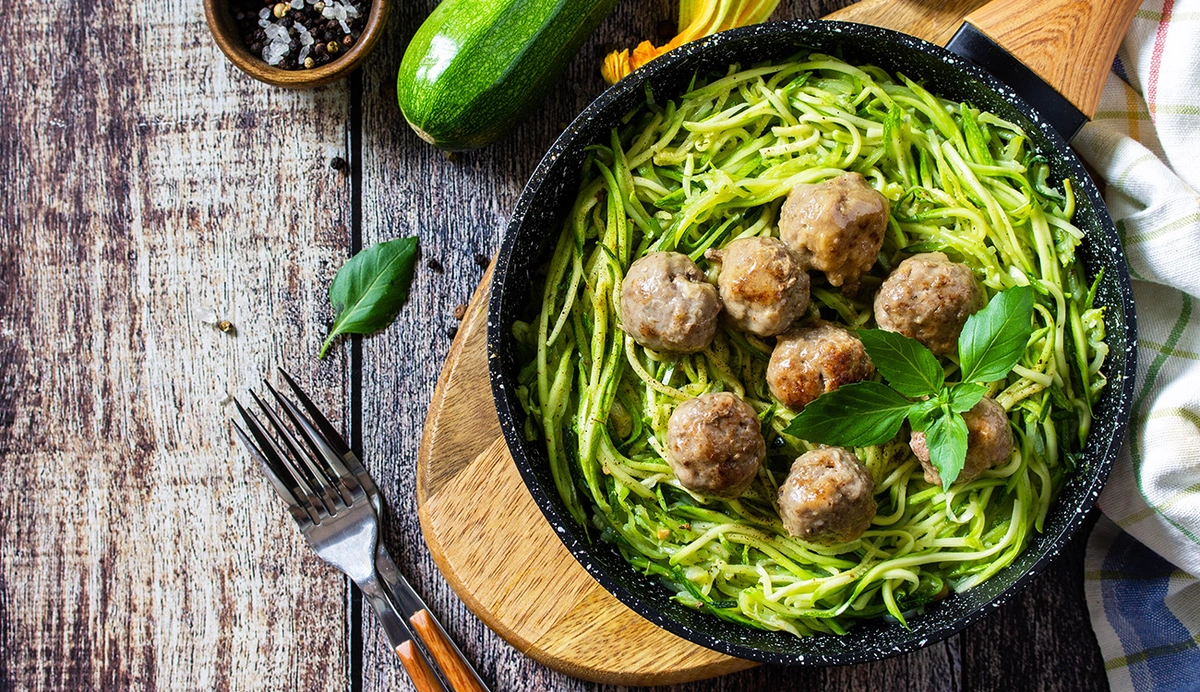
397;0;618;151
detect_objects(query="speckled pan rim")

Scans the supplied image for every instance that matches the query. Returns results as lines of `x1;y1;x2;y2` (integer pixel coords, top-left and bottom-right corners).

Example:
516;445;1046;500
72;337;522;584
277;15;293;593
487;20;1138;667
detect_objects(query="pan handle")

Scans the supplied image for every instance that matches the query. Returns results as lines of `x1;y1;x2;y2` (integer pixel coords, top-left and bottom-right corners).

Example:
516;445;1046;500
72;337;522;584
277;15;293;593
948;0;1141;139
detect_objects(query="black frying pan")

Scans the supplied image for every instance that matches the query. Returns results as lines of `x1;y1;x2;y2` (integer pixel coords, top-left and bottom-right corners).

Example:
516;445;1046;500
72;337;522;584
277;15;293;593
487;0;1139;666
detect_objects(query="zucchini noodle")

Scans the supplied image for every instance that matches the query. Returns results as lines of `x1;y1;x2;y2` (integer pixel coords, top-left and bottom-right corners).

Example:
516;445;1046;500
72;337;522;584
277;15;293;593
511;55;1108;636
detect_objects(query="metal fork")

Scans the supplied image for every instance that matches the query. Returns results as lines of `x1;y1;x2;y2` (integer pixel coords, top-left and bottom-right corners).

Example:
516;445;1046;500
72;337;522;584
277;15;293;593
234;373;489;692
272;370;489;692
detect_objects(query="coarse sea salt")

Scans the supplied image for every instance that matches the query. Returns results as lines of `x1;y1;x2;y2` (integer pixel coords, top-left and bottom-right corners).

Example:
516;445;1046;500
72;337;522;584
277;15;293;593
259;19;293;65
264;41;288;65
321;1;356;35
296;22;313;61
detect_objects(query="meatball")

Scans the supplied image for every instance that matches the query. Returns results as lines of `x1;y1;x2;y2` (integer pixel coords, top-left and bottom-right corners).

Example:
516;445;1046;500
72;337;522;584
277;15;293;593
708;236;810;337
874;252;985;356
778;447;877;544
910;397;1013;486
620;252;721;353
779;172;890;290
666;392;765;497
767;321;874;410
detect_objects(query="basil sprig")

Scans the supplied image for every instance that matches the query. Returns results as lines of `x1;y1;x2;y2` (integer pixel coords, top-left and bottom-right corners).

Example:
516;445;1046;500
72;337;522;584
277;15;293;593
784;286;1034;488
319;236;420;359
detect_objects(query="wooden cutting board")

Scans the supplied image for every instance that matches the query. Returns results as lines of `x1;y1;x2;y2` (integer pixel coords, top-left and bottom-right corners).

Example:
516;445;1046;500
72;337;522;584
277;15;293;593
415;1;988;685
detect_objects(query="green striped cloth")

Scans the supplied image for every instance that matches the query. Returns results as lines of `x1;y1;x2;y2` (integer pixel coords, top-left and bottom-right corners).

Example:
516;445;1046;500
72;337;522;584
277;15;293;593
1072;1;1200;688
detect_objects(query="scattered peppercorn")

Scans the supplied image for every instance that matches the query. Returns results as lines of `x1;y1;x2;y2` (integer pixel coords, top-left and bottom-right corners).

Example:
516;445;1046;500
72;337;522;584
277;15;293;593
473;253;489;270
330;156;349;172
446;326;459;339
425;258;444;273
453;304;467;320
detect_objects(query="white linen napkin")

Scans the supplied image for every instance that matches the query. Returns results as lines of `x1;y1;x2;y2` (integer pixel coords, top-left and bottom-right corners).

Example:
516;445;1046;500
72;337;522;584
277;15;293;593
1069;1;1200;688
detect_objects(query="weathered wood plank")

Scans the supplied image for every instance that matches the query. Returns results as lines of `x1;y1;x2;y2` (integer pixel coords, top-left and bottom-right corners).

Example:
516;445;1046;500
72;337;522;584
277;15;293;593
0;0;1114;687
0;0;356;688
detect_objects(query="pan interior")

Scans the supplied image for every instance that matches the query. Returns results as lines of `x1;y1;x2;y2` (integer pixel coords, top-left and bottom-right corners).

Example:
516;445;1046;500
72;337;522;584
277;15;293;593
488;20;1135;665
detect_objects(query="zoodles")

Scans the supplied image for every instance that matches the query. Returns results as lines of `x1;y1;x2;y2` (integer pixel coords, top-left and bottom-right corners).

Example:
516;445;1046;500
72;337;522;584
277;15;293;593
511;54;1109;636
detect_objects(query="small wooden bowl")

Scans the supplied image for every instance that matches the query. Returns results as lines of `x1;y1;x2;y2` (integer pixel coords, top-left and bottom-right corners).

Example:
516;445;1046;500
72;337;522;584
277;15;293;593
204;0;389;88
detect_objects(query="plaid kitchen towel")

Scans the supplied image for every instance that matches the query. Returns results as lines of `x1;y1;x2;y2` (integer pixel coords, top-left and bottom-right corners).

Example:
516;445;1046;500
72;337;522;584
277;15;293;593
1070;0;1200;689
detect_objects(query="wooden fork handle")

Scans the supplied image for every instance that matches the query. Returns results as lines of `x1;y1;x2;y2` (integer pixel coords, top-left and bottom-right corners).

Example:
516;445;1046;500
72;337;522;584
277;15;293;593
410;609;488;692
396;640;443;692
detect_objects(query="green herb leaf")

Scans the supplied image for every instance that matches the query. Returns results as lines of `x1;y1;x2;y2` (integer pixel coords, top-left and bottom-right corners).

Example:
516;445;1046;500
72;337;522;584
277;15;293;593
783;381;914;447
319;237;420;359
926;407;969;489
858;329;944;398
906;397;941;433
958;285;1035;384
947;382;987;413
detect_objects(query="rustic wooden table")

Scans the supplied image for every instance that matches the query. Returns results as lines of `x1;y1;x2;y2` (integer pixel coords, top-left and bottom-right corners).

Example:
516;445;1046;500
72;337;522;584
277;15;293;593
0;0;1111;689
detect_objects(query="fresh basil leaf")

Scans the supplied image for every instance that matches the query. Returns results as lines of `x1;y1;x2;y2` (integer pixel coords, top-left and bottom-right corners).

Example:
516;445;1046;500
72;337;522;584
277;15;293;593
948;383;987;413
958;285;1035;384
926;408;969;489
783;381;914;447
906;397;941;433
859;329;944;398
319;237;420;359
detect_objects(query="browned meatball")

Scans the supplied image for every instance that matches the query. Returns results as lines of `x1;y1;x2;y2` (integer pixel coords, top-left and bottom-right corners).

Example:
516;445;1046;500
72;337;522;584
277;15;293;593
778;447;876;544
620;252;721;353
666;392;765;497
874;252;985;356
708;236;810;337
779;172;890;290
767;321;874;410
910;397;1013;486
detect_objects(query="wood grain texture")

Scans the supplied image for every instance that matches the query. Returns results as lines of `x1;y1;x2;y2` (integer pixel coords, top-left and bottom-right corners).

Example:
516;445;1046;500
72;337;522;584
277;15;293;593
397;640;442;692
409;609;488;692
0;0;357;688
0;0;1114;688
420;412;752;684
826;0;989;45
964;0;1142;117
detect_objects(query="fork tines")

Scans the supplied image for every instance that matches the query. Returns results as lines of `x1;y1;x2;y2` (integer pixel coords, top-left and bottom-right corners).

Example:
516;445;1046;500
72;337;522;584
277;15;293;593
234;375;362;522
